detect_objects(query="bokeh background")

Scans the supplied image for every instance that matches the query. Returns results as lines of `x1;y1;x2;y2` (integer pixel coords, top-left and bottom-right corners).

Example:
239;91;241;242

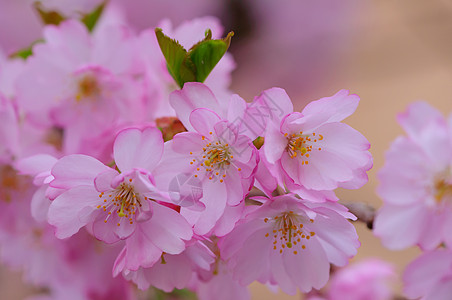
1;0;452;298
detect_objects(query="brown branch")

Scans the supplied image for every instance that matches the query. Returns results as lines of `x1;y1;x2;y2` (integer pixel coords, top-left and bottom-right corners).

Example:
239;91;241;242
340;201;376;229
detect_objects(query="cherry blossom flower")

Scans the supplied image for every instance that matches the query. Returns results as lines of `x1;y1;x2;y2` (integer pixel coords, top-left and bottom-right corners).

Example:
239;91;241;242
374;102;452;250
48;127;193;250
16;19;144;158
219;194;359;294
258;88;372;191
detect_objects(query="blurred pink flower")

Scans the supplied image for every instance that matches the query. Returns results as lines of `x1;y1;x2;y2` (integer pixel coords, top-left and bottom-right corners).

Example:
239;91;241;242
16;19;145;157
327;259;395;300
375;102;452;250
403;249;452;300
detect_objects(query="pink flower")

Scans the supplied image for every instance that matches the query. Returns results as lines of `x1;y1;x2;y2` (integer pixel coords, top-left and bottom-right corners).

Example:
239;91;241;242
259;88;372;191
219;194;359;294
117;240;215;292
16;20;144;158
154;83;258;235
327;259;395;300
48;127;193;250
403;249;452;300
374;102;452;250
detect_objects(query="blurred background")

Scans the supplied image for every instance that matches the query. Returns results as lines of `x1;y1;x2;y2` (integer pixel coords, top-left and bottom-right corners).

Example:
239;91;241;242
1;0;452;298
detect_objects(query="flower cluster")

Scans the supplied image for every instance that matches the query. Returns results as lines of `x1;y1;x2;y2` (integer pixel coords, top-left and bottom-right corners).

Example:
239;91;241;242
0;3;373;300
375;102;452;299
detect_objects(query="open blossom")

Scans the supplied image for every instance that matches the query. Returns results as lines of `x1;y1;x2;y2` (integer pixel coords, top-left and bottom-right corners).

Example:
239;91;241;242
403;249;452;300
219;194;359;294
255;88;372;191
155;83;258;236
374;102;452;250
48;127;193;250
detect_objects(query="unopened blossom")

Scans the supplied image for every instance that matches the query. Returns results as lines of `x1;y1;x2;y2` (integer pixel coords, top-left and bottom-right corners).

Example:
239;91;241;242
219;194;359;294
374;102;452;250
403;249;452;300
256;88;372;191
48;127;193;250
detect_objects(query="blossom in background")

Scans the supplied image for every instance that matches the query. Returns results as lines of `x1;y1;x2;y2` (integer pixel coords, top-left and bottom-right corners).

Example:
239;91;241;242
16;19;144;158
374;102;452;250
219;194;359;294
403;249;452;300
326;259;395;300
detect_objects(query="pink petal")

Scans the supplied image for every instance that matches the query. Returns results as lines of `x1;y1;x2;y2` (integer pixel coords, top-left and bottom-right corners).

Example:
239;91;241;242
141;202;192;254
169;82;221;131
264;121;288;164
48;185;100;239
50;154;109;189
301;89;359;123
114;127;164;172
189;108;222;137
94;169;119;192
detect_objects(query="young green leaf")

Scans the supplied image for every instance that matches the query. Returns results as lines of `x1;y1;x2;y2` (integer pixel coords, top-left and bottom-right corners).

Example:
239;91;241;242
188;31;234;83
81;2;107;31
155;28;196;88
155;28;234;88
9;40;43;60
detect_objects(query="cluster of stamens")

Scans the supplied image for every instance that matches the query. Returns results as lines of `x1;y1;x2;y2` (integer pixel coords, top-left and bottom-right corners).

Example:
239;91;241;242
75;75;101;102
0;165;21;203
434;177;452;205
264;211;315;255
188;133;241;183
96;178;145;226
285;131;323;164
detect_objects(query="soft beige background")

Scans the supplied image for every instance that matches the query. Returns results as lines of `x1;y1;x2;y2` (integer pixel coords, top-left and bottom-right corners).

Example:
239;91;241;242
2;0;452;299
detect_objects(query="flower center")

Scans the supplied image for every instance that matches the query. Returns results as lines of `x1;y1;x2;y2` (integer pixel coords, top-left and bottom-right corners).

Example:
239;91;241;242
285;131;323;165
434;178;452;204
76;75;101;102
0;165;21;203
189;134;242;183
97;179;145;226
264;211;315;255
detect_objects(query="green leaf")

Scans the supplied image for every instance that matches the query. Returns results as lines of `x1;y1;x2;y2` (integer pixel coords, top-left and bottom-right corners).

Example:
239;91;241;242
81;2;107;31
188;30;234;83
155;28;196;88
9;40;43;59
155;28;234;88
33;2;65;25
